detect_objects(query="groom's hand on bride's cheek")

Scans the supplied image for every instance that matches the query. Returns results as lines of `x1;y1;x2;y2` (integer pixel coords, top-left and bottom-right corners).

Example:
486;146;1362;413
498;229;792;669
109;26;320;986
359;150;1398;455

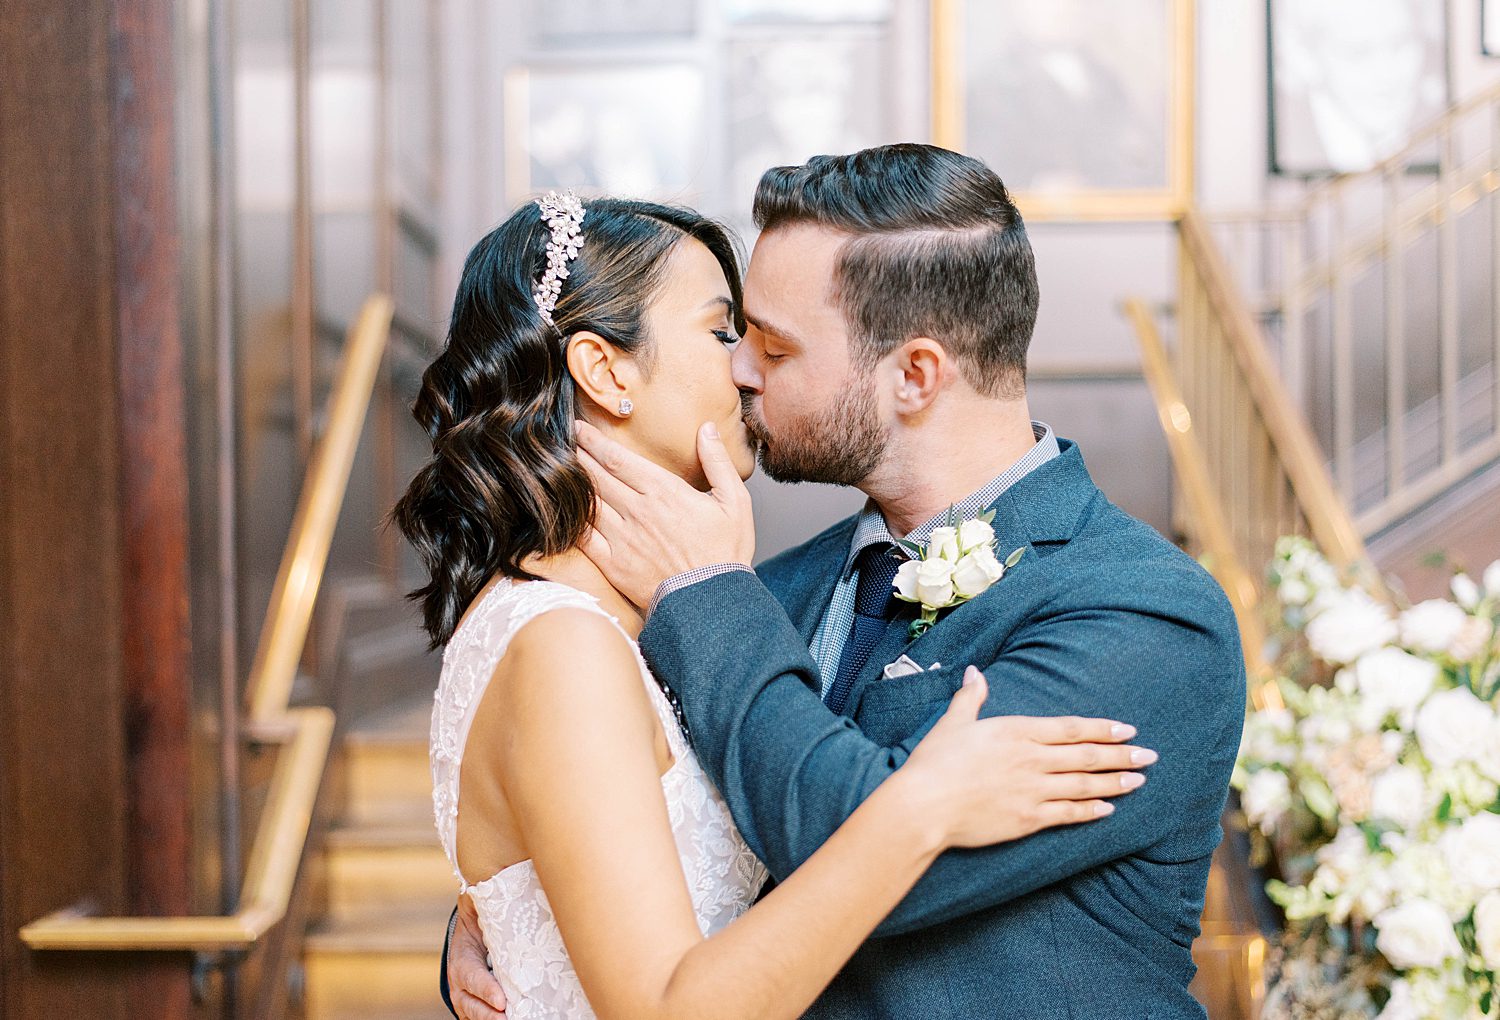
575;419;755;607
451;893;507;1019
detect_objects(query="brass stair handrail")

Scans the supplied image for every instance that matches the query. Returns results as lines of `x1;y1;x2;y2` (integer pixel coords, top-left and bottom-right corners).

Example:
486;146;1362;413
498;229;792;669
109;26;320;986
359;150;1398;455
1126;297;1279;713
21;293;395;951
1177;208;1371;571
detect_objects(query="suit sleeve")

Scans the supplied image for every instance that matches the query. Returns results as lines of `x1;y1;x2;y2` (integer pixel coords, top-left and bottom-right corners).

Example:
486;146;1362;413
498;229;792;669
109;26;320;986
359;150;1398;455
440;906;458;1016
637;567;1245;936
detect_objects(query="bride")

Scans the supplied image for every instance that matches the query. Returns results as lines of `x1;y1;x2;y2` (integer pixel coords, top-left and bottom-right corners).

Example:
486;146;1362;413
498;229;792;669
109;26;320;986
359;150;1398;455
391;192;1150;1020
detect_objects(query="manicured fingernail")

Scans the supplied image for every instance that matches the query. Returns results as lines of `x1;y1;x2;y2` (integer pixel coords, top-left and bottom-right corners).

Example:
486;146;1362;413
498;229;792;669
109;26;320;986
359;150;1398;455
964;666;982;686
1111;723;1136;740
574;419;585;434
1121;773;1146;790
1095;802;1116;817
1130;748;1158;766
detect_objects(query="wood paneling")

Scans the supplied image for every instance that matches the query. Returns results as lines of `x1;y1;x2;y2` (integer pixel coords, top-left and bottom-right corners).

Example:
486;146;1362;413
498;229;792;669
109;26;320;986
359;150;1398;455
0;0;193;1015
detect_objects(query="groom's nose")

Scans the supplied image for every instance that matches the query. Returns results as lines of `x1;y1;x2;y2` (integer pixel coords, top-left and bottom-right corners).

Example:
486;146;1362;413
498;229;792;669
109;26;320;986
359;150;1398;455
731;340;763;395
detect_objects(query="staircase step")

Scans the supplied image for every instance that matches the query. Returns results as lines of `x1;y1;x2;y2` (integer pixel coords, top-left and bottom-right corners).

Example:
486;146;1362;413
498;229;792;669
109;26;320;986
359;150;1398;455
304;901;453;1019
324;831;456;918
342;731;431;826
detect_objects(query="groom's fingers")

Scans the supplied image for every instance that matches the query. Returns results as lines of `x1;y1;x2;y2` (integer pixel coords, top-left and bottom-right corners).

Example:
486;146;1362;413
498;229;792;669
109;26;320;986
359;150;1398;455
575;419;671;494
455;989;506;1020
697;422;746;505
577;447;640;513
590;498;628;542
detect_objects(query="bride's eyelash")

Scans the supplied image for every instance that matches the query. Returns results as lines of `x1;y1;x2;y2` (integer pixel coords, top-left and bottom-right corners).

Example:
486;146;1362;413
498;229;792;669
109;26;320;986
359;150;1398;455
712;329;740;346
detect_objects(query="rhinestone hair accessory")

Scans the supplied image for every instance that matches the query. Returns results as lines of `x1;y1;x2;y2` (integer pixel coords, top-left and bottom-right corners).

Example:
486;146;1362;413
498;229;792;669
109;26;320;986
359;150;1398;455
532;191;586;325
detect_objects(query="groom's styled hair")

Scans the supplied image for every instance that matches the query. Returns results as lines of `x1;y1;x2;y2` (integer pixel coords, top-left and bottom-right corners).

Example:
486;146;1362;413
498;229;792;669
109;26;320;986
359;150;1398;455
753;144;1038;399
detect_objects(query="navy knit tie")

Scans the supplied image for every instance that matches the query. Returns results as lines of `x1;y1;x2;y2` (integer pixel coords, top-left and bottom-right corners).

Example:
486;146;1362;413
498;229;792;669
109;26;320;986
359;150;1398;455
825;543;905;715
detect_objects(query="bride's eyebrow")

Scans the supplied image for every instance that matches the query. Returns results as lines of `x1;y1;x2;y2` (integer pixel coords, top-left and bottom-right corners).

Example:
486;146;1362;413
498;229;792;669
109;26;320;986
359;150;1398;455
697;296;733;315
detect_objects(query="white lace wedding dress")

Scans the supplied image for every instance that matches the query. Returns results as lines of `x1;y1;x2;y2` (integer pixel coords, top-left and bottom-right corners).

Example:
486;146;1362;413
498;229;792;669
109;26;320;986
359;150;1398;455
431;578;768;1019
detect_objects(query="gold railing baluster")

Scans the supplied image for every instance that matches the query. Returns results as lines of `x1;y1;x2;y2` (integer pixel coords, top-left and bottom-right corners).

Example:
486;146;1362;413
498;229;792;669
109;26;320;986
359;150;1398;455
1384;168;1407;503
1439;124;1462;467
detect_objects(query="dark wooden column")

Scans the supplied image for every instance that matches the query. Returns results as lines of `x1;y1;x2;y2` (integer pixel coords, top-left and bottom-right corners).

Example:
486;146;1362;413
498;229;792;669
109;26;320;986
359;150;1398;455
0;0;194;1016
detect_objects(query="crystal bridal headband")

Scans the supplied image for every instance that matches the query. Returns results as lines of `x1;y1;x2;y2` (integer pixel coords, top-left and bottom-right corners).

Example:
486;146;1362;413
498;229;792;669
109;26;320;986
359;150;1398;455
532;190;586;325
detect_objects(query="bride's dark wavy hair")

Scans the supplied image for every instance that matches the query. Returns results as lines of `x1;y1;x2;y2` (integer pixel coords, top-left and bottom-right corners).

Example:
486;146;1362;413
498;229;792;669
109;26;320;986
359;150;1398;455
390;198;743;648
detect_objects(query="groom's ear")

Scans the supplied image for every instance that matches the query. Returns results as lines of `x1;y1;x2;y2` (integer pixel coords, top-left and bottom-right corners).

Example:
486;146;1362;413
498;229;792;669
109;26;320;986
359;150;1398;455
889;337;948;415
565;330;641;418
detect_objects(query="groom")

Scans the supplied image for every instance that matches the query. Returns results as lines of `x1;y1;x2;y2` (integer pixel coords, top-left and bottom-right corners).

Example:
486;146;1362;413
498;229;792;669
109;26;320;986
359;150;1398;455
447;144;1246;1018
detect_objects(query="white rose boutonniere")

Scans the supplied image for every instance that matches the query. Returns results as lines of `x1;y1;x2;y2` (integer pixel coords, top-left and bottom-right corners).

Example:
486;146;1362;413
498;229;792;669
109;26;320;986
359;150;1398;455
892;506;1024;639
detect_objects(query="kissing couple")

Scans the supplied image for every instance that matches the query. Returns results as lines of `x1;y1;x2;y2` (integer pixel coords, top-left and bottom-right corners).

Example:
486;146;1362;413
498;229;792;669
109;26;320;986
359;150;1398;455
392;143;1246;1019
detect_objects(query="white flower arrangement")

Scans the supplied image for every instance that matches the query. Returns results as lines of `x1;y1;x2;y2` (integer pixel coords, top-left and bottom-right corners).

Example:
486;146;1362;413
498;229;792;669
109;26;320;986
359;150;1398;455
891;507;1024;639
1235;537;1500;1018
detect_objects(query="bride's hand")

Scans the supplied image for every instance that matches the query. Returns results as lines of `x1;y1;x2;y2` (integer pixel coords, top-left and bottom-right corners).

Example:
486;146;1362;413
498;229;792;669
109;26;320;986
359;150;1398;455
899;666;1154;849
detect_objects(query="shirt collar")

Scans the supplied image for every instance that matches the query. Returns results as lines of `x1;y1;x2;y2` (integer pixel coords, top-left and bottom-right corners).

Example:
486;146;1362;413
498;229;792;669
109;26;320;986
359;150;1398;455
841;421;1060;578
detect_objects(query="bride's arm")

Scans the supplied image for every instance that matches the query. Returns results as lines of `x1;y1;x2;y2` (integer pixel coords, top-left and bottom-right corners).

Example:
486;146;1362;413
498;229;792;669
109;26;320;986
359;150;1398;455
476;609;1134;1020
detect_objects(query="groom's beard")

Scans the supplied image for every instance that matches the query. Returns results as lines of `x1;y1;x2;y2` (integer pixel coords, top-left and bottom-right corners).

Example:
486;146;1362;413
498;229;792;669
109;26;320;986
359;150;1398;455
741;374;888;486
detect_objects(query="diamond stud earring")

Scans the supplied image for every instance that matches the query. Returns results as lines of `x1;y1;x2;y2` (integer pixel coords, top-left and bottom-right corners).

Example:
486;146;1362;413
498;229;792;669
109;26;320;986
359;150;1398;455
618;397;633;417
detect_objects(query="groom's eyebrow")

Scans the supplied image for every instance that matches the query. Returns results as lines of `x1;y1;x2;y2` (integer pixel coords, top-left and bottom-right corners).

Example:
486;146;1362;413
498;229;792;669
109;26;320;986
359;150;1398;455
742;312;803;349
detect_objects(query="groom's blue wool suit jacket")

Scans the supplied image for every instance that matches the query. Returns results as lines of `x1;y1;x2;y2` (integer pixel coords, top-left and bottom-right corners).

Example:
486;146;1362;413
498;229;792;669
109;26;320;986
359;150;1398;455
639;440;1246;1020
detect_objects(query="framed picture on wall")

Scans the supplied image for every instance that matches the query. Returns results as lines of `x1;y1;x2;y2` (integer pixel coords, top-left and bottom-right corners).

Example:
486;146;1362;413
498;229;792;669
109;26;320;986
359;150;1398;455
504;64;707;205
931;0;1193;221
1484;0;1500;55
531;0;696;45
1268;0;1450;176
727;30;896;224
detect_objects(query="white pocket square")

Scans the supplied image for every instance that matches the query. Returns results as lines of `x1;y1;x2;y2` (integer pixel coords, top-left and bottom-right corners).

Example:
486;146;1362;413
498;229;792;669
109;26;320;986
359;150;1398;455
881;654;940;680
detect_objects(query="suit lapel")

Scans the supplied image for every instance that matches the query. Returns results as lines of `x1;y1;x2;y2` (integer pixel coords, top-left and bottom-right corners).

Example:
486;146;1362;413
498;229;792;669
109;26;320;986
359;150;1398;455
841;441;1101;716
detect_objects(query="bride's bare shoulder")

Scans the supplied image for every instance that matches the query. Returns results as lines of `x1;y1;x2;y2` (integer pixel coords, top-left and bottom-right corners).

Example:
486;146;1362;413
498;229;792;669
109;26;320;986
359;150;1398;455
483;605;654;733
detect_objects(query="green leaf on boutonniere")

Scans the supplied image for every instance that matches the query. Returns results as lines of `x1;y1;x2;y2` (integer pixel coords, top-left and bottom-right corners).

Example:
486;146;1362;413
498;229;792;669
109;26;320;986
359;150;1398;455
1004;546;1026;569
895;538;924;560
980;508;996;525
947;504;959;532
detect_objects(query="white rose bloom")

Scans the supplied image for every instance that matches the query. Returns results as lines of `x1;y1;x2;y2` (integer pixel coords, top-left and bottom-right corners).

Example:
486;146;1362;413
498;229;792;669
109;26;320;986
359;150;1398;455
1305;590;1397;665
1242;709;1296;767
1440;811;1500;891
1482;717;1500;784
1398;599;1470;656
1242;769;1292;829
926;526;959;562
1416;688;1496;768
1449;615;1494;663
1351;647;1439;728
956;517;995;553
1452;573;1481;609
892;559;921;602
1374;898;1464;969
1475;891;1500;970
1317;825;1373;887
1377;979;1419;1020
1369;765;1430;832
1484;559;1500;598
951;546;1004;599
914;557;956;607
1278;577;1311;606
